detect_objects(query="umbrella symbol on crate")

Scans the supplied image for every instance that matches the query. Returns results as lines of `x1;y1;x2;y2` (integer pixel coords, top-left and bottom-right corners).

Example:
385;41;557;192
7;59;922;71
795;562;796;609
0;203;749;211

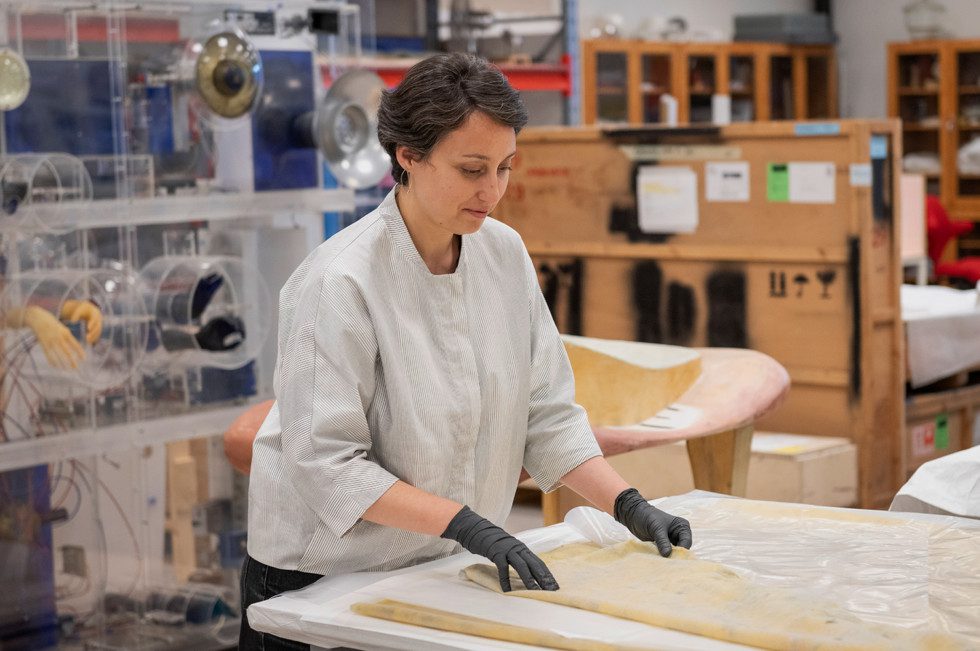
793;273;809;297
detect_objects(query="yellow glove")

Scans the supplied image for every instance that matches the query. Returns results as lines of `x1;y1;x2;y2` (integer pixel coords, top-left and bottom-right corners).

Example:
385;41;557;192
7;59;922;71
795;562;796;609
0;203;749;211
23;305;85;370
60;299;103;346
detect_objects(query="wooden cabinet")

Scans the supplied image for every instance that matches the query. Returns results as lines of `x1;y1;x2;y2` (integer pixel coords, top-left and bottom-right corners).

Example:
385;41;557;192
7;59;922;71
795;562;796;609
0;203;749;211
889;38;980;231
582;39;837;126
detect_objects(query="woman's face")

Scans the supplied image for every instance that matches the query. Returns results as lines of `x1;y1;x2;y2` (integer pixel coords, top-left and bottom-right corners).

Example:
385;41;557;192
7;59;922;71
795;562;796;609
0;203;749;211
397;110;517;236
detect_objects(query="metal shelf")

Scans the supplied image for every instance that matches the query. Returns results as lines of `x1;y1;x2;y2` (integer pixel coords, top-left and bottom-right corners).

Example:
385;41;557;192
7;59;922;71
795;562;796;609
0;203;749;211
0;399;269;473
2;188;355;232
323;55;573;95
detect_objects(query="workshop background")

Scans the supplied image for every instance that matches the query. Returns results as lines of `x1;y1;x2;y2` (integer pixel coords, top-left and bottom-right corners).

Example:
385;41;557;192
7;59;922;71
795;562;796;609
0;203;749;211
0;1;977;650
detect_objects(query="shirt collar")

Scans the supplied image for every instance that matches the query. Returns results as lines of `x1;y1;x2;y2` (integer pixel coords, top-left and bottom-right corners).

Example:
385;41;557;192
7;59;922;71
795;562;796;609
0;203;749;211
379;187;467;277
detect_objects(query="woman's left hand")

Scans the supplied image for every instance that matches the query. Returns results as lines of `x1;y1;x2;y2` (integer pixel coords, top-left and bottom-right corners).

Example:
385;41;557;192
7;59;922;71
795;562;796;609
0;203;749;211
614;488;693;557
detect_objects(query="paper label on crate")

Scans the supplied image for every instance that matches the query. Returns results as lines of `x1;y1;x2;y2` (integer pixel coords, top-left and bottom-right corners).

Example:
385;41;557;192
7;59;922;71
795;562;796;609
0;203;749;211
789;162;836;203
706;161;750;202
849;163;872;187
767;163;789;202
935;413;949;450
870;135;889;160
795;122;841;137
619;144;742;162
911;421;936;458
636;166;699;234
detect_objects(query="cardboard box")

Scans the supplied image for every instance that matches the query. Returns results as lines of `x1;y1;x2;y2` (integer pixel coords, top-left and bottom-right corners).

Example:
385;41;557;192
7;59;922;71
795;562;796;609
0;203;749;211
745;433;858;506
550;432;858;516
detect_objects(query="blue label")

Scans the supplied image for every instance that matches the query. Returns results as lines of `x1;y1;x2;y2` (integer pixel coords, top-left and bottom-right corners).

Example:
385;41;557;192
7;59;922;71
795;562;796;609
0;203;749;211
870;135;889;160
795;122;841;136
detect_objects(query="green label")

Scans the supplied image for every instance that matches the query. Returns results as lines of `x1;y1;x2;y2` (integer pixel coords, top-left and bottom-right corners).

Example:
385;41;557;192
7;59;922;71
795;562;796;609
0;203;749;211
767;163;789;202
935;413;949;450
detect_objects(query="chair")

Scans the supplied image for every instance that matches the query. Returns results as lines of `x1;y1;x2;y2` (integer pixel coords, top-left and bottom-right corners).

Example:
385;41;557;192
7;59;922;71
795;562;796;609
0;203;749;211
223;338;791;527
926;195;980;285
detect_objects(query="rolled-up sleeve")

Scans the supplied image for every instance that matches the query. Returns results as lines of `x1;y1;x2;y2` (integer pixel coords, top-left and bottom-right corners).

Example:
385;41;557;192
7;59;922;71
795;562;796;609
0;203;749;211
520;251;602;493
275;272;399;538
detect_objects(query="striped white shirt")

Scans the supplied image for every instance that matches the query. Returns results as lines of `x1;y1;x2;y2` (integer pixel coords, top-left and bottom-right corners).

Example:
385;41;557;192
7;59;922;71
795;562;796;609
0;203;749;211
247;189;601;575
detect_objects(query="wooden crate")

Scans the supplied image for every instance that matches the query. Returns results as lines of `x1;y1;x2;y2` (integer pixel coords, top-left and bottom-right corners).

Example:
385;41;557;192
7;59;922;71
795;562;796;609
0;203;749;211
497;120;904;508
905;384;980;480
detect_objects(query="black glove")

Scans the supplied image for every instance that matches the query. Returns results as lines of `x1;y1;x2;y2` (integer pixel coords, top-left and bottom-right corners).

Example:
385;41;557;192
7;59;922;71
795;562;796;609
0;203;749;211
442;506;559;592
614;488;693;557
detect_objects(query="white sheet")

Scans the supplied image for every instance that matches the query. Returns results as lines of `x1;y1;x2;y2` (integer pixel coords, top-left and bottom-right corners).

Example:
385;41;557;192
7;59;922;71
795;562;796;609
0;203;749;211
891;446;980;519
902;283;980;387
248;492;980;650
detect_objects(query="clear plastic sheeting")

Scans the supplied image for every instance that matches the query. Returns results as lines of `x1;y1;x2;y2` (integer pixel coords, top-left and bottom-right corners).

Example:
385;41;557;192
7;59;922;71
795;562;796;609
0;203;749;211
648;493;980;640
247;492;980;650
892;446;980;519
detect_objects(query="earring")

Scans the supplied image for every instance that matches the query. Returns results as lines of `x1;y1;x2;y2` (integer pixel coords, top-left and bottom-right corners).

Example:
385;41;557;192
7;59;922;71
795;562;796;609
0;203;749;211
399;169;408;186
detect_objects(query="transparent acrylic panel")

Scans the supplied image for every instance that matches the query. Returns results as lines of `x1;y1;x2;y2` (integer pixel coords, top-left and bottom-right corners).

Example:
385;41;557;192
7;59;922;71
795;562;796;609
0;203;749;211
16;438;243;650
0;3;351;649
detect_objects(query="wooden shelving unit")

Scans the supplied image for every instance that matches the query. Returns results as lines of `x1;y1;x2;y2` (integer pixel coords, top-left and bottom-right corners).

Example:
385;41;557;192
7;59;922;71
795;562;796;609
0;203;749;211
581;39;836;126
888;38;980;249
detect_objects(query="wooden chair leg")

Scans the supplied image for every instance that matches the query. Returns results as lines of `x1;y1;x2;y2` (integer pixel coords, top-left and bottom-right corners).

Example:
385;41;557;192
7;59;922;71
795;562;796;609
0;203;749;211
541;490;562;526
685;425;753;496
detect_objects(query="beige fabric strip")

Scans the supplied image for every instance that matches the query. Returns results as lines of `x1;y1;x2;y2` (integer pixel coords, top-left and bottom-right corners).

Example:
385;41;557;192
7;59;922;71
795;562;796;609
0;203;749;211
351;599;655;651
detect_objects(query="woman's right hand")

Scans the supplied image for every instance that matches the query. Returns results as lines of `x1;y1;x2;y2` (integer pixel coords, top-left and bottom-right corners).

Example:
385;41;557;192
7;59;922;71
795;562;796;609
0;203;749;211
441;505;558;592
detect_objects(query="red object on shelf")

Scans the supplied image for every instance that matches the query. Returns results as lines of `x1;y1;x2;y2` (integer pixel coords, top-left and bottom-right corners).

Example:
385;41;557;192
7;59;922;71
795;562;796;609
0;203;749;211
18;13;180;44
322;54;572;96
926;194;980;284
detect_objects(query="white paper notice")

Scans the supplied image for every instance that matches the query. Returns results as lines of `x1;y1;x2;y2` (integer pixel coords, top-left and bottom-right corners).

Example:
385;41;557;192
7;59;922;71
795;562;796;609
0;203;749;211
788;162;836;203
636;165;699;233
705;161;750;202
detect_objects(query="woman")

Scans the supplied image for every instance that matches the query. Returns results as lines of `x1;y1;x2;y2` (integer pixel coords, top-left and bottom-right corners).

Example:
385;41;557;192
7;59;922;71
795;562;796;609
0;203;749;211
241;52;692;650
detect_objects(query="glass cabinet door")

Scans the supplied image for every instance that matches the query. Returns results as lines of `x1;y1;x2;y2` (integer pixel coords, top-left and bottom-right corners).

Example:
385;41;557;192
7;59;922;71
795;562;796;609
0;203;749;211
687;54;717;123
729;55;755;122
955;49;980;199
769;55;795;120
641;53;671;123
594;51;629;124
896;51;942;194
805;53;833;118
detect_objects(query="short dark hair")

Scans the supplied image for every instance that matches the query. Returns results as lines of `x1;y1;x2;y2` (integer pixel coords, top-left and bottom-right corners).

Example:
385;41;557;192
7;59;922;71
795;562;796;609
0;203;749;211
377;53;528;186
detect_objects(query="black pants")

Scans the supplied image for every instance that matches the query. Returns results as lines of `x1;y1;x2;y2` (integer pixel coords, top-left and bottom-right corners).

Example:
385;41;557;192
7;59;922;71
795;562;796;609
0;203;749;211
239;554;324;650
